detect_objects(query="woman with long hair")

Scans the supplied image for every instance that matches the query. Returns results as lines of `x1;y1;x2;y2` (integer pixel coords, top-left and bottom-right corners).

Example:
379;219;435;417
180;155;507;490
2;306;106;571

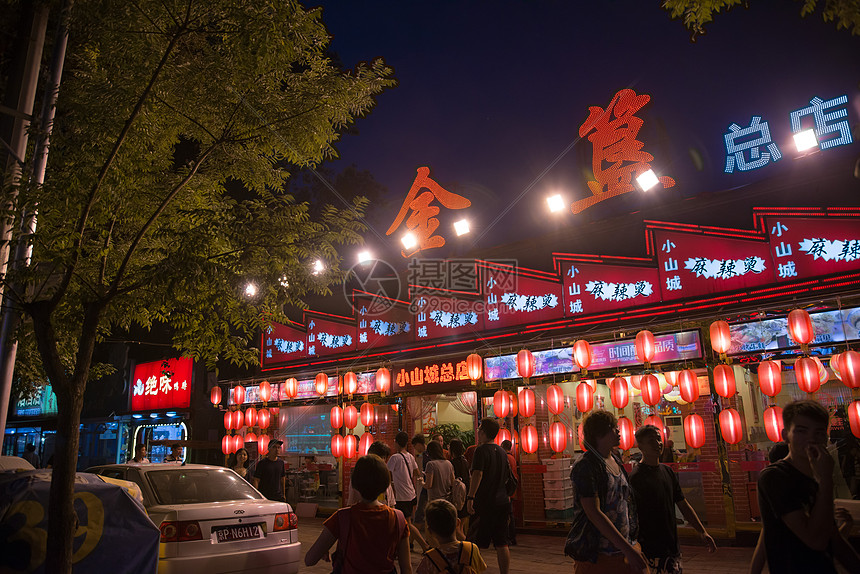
228;447;250;480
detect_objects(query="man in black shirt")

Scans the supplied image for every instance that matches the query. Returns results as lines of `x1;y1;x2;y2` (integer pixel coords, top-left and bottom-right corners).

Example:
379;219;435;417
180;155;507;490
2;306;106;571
629;425;715;573
253;439;286;501
757;400;860;574
466;418;511;574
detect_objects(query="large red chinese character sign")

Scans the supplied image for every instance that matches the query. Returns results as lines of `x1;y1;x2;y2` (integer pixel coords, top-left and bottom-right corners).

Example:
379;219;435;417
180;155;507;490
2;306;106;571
574;89;675;214
387;167;471;256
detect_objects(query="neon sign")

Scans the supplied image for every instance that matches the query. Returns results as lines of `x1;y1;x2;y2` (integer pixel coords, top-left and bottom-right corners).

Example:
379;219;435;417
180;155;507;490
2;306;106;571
131;357;193;411
724;116;782;172
392;358;472;392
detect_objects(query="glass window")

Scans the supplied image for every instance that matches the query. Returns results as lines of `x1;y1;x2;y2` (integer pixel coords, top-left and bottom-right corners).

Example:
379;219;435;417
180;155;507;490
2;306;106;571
145;468;261;505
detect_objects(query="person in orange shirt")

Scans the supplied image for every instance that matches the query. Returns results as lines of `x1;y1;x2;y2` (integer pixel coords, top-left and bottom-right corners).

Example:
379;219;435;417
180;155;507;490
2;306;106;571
501;440;518;546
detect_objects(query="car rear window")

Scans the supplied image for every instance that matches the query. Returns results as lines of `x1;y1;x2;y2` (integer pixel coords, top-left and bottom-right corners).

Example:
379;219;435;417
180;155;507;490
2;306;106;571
145;468;262;505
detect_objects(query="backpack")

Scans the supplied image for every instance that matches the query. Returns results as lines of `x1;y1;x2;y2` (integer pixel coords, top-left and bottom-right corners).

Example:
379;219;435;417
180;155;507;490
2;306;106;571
424;541;480;574
502;451;518;497
447;477;467;511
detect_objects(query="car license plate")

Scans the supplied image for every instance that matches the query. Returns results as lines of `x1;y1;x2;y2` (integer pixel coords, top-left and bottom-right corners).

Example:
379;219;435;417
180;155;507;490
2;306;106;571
212;523;264;543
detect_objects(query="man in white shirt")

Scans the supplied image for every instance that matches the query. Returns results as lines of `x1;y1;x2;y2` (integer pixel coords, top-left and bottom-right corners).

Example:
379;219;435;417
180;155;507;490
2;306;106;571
387;431;428;551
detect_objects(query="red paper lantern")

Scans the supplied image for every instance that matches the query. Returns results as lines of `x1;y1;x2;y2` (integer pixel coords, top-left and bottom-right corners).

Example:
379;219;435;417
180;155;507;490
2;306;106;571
576;382;594;413
709;320;732;354
788;309;815;345
495;428;512;446
848;401;860;439
344;405;358;430
210;386;222;406
466;353;483;381
258;434;270;455
643;415;666;440
519;388;535;418
678;369;699;403
795;357;821;393
840;351;860;389
221;435;231;455
376;368;391;393
224;411;233;430
635;330;656;363
664;371;679;387
607;377;628;409
764;406;784;443
573;340;593;370
315;373;328;396
516;349;535;379
344;372;358;395
245;407;257;428
258;408;271;430
758;361;782;396
232;410;244;430
578;424;587;451
233;385;245;406
713;364;736;398
259;381;272;403
618;417;635;451
284;377;298;399
508;391;518;418
359;432;374;456
549;421;567;452
683;414;705;449
640;374;661;406
629;375;642;390
330;406;343;429
546;384;565;415
344;434;358;458
232;434;244;453
493;389;511;418
719;408;743;444
521;425;538;454
245;431;257;443
360;403;375;427
331;434;344;457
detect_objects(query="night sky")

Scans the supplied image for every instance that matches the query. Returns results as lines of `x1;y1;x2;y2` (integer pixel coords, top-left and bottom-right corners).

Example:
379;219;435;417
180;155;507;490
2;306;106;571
309;1;860;269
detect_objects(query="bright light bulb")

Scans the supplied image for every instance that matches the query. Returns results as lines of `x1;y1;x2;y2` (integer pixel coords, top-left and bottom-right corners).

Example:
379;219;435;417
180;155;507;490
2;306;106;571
793;129;818;152
636;169;659;191
453;219;470;236
312;260;325;275
547;194;565;213
401;232;418;249
279;275;290;288
244;283;257;297
357;250;372;263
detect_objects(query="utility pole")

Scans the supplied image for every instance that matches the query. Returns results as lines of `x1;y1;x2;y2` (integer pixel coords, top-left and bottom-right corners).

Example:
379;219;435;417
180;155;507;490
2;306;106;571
0;3;49;437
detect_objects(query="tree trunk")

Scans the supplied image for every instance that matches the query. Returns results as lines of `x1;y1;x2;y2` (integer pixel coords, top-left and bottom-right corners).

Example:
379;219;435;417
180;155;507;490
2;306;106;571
32;300;102;573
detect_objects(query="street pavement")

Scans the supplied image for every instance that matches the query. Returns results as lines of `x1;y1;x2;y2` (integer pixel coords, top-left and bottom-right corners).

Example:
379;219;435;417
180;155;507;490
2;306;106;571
296;515;756;573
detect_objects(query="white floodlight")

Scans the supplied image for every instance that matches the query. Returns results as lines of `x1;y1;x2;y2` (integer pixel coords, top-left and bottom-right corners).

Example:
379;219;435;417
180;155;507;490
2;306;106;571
793;129;818;152
357;250;372;264
279;275;290;288
547;194;565;213
453;219;471;236
312;259;325;275
243;283;258;297
636;169;659;191
401;232;418;249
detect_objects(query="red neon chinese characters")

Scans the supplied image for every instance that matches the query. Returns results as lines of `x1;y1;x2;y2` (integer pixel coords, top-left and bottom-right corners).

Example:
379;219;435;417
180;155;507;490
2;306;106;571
574;89;675;214
386;166;471;256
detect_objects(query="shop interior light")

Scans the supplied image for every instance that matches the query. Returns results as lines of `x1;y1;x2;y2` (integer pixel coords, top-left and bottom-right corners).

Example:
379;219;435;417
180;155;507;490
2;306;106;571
547;194;565;213
149;413;158;418
401;232;418;249
357;250;372;264
132;414;143;419
312;260;325;275
243;283;257;297
453;219;470;236
636;169;659;191
793;129;818;152
165;411;177;417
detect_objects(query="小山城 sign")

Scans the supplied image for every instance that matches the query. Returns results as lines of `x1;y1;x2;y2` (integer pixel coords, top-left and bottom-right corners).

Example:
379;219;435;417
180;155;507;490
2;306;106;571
392;357;474;393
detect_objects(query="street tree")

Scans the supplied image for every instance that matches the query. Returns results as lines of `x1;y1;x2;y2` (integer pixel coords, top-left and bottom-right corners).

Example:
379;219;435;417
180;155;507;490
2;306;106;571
0;0;394;571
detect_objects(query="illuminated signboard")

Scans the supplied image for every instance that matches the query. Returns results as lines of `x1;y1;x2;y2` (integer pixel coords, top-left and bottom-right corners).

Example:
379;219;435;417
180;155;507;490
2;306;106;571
728;306;860;355
262;321;306;367
481;263;563;328
393;357;473;393
412;295;485;340
588;331;702;370
558;259;660;317
654;229;774;301
485;348;576;381
305;312;356;358
354;295;414;350
766;217;860;282
131;357;193;411
15;384;58;417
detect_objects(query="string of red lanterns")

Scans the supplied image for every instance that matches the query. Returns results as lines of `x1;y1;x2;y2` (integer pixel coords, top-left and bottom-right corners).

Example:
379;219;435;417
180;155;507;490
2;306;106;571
546;384;565;415
609;377;629;409
713;365;736;398
634;330;656;365
518;388;535;418
576;382;594;413
466;353;482;384
516;349;535;379
376;368;391;393
314;373;328;396
573;340;593;372
210;386;222;406
284;377;298;399
618;417;635;451
683;414;705;449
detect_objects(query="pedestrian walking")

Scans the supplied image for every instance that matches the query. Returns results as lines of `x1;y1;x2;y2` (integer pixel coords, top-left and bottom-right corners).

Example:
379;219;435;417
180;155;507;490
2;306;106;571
501;439;518;546
450;438;471;539
253;439;286;501
388;431;429;551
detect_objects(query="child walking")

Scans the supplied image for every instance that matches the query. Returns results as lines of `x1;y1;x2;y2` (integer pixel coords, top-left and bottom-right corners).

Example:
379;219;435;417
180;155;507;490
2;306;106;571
305;455;412;574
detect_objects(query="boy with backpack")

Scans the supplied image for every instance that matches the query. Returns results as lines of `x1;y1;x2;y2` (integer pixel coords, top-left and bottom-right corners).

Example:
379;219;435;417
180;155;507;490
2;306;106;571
418;499;486;574
304;455;412;574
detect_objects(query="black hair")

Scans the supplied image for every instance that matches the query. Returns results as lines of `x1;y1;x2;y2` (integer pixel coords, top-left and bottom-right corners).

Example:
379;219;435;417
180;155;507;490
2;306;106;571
395;431;409;448
449;438;465;457
351;455;391;501
768;441;789;463
582;410;617;447
501;440;512;452
427;440;444;460
782;399;829;431
367;440;390;460
634;424;661;445
425;499;457;538
135;444;146;453
479;418;500;440
411;434;426;446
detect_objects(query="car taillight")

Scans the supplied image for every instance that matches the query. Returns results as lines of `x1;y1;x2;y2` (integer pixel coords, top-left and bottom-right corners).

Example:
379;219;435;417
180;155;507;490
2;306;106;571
160;521;202;542
274;512;297;532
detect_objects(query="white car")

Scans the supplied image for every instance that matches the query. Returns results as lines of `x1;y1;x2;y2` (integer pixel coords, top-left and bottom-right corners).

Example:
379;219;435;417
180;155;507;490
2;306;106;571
87;463;300;574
